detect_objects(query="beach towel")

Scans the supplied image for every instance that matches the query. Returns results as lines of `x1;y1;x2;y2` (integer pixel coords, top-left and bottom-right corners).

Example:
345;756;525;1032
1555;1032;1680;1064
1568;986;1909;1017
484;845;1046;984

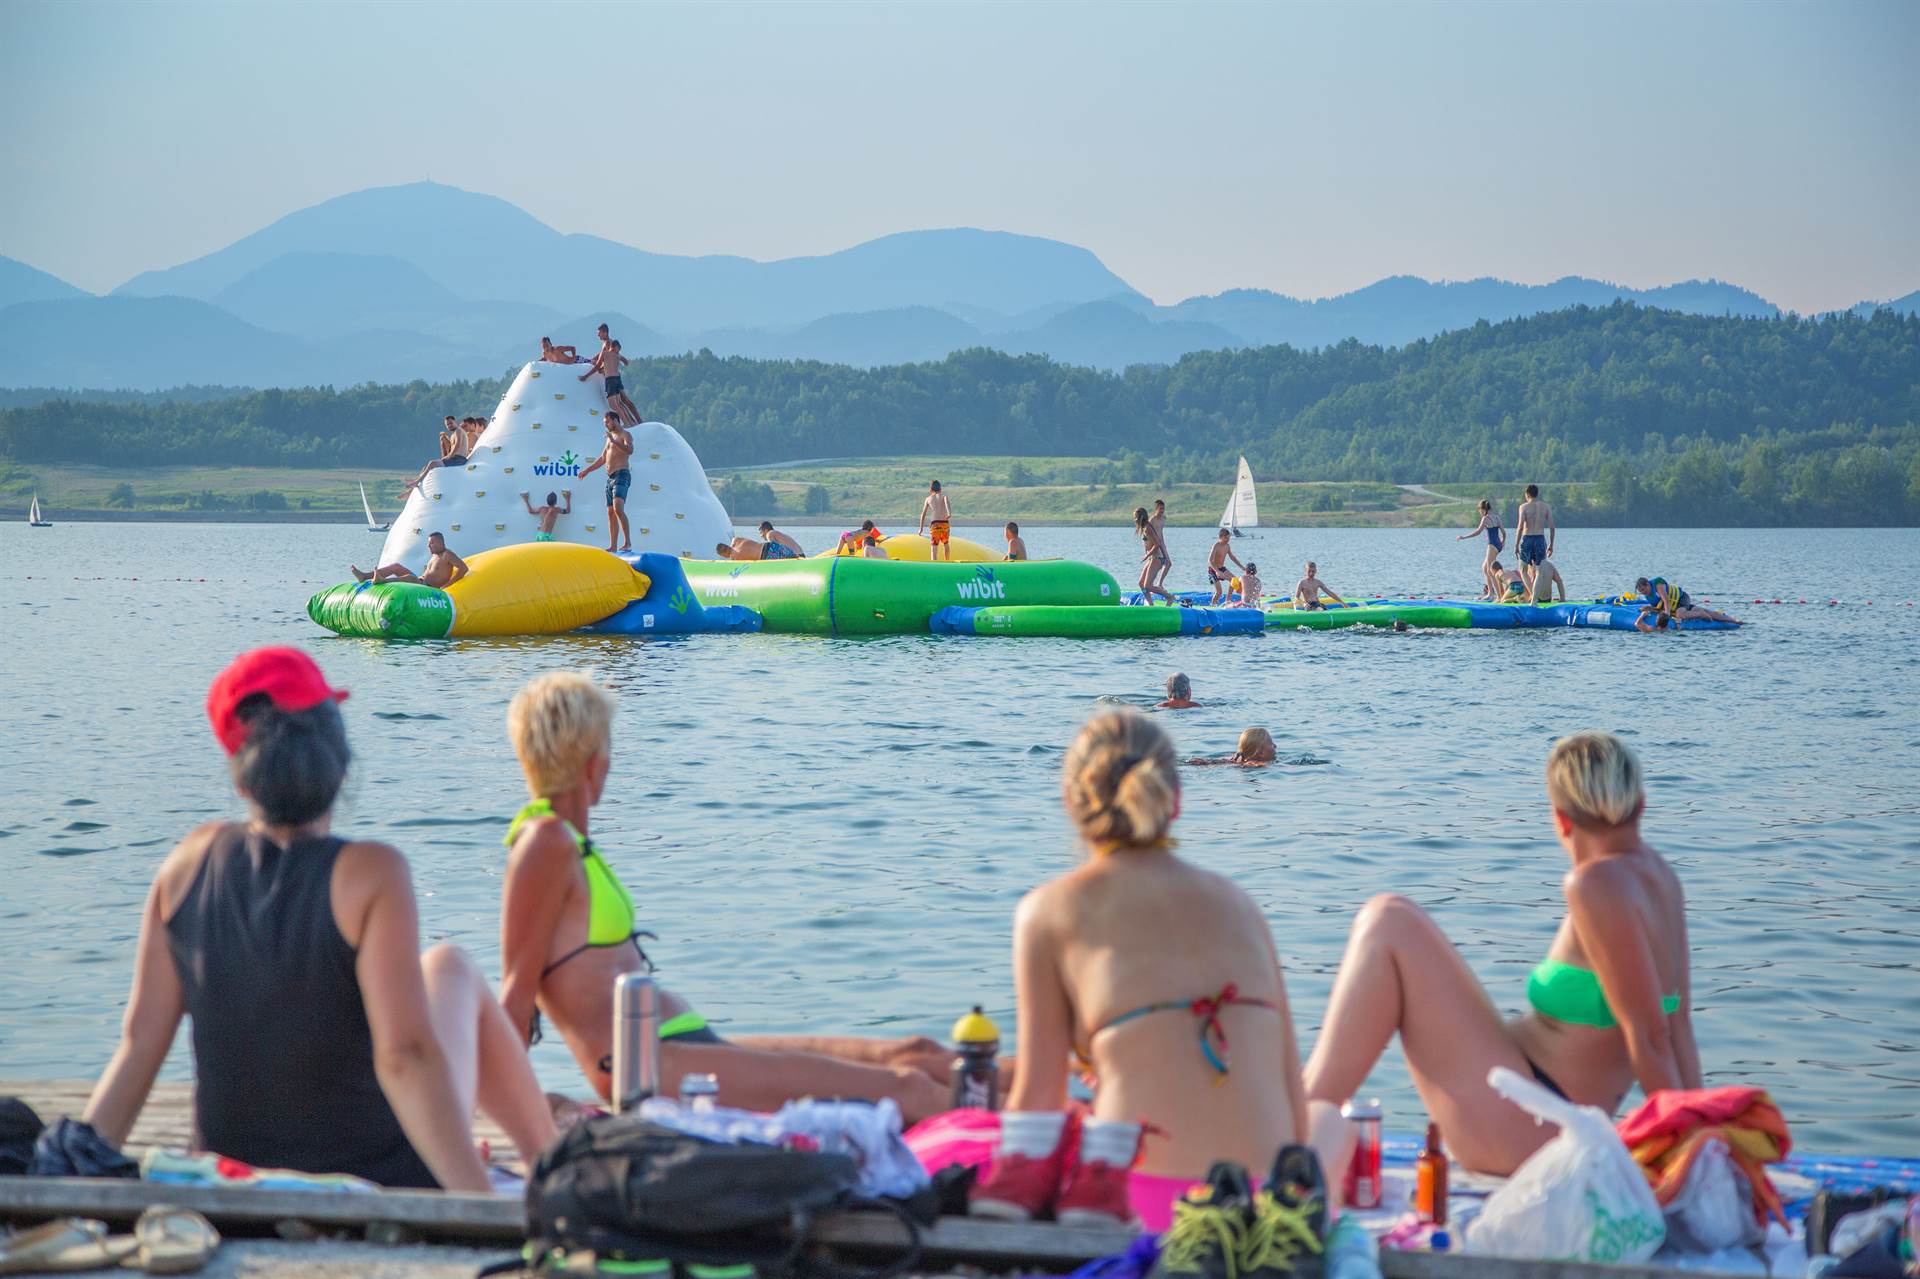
1617;1087;1792;1227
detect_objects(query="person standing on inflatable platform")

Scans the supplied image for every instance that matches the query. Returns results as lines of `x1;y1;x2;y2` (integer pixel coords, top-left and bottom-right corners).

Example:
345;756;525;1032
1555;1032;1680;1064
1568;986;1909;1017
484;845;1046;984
1457;499;1505;600
576;415;635;555
1514;485;1556;598
920;480;953;561
581;324;642;428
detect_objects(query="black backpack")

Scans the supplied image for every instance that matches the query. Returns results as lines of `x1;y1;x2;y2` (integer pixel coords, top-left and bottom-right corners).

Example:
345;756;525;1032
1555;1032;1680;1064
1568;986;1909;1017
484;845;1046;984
511;1115;923;1278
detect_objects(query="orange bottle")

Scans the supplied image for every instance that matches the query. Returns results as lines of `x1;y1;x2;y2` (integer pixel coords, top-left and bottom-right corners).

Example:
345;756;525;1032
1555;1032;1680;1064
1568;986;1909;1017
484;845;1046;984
1415;1122;1449;1226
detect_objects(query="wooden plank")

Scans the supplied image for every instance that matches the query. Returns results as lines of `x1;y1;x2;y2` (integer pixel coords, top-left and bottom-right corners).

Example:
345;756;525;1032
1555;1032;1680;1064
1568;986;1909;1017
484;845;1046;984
0;1176;521;1243
815;1211;1133;1265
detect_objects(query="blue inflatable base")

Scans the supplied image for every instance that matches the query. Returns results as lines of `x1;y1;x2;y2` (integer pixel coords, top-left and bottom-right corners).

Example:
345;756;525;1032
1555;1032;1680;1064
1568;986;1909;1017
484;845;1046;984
589;552;765;636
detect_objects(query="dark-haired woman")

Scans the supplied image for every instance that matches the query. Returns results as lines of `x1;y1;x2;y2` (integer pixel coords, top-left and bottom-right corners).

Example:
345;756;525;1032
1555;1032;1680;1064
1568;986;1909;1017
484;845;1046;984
80;647;554;1190
1134;507;1175;605
1456;499;1504;600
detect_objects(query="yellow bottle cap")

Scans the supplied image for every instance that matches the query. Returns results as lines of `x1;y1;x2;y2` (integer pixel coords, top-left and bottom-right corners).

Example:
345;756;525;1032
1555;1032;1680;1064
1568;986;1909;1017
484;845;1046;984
951;1005;1000;1045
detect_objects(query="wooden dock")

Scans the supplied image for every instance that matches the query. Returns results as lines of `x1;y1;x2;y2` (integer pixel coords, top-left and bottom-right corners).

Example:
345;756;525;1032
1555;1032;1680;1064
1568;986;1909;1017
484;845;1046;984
1;1080;1766;1278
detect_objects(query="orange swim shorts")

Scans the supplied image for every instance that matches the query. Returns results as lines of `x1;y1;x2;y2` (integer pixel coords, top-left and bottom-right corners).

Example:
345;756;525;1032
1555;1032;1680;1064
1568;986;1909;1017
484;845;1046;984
930;520;951;545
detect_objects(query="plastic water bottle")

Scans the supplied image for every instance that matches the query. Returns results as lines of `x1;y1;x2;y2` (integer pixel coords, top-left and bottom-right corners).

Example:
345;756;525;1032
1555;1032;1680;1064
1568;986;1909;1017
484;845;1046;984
612;972;660;1112
950;1006;1000;1111
679;1073;720;1112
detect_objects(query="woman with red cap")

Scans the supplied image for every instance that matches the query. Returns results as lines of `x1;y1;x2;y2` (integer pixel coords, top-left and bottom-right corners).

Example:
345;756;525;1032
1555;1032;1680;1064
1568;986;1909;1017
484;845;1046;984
76;647;555;1189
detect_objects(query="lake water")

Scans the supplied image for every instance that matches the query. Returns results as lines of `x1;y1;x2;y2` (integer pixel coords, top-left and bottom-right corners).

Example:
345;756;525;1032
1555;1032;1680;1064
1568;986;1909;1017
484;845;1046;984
2;522;1916;1155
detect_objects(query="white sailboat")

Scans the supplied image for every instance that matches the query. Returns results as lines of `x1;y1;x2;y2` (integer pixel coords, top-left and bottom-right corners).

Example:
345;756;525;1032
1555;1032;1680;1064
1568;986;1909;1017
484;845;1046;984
27;492;51;527
1219;457;1258;536
360;482;389;533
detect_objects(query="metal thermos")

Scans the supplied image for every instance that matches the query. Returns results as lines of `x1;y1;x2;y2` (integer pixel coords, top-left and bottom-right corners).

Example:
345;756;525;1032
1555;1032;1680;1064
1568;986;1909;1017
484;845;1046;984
612;972;660;1112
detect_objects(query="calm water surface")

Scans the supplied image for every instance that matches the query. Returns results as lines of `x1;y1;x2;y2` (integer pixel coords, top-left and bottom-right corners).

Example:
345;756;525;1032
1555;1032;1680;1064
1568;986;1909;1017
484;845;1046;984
2;522;1915;1154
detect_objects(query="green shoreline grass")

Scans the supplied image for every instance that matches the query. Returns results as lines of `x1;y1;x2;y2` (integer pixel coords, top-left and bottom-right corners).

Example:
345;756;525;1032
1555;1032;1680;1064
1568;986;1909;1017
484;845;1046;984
4;457;1599;528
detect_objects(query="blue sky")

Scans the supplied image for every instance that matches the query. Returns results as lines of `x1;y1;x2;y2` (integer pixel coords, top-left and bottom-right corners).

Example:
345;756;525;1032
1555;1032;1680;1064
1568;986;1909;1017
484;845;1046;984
2;0;1914;312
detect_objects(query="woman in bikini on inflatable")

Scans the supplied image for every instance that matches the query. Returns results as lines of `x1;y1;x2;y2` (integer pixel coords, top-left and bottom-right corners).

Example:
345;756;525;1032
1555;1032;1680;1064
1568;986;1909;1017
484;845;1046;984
971;710;1345;1237
497;673;949;1121
1457;498;1505;601
1304;731;1700;1175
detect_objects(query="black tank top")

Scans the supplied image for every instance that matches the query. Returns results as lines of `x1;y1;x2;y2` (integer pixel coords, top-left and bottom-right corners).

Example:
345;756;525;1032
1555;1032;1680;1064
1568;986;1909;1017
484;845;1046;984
164;824;438;1188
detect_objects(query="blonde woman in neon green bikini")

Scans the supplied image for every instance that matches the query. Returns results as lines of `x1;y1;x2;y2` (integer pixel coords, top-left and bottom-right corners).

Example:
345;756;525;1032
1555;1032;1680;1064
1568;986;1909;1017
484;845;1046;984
498;672;950;1120
1304;731;1700;1176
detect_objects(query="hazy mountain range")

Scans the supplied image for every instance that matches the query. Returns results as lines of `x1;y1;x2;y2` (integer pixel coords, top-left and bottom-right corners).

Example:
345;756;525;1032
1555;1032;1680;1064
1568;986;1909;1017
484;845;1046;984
3;181;1915;391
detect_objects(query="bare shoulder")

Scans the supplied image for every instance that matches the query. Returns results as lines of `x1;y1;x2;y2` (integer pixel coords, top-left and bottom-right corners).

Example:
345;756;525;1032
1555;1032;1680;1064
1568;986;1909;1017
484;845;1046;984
505;816;579;875
336;839;412;888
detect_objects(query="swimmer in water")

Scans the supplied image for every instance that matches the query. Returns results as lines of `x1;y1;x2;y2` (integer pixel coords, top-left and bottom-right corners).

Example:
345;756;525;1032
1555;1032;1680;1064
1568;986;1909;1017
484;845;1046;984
1189;727;1278;767
1156;672;1198;709
522;490;571;541
968;710;1344;1231
1633;577;1738;629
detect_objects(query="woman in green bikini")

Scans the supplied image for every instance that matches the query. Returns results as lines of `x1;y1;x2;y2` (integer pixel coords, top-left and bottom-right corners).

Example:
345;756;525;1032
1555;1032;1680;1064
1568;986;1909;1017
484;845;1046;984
1304;730;1700;1175
498;672;950;1120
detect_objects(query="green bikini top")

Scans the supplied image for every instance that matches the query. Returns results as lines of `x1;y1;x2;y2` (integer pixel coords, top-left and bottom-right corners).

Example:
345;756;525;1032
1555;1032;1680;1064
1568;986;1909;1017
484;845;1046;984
506;799;646;974
1528;957;1679;1029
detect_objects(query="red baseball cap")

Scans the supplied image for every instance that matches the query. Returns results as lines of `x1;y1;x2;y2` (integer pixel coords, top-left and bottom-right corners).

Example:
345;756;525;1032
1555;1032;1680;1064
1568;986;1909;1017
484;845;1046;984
206;647;349;755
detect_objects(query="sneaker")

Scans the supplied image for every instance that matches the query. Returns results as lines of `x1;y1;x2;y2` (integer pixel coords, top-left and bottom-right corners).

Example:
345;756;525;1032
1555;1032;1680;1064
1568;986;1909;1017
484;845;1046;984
969;1151;1062;1221
1147;1162;1252;1279
1238;1145;1327;1278
1057;1157;1134;1229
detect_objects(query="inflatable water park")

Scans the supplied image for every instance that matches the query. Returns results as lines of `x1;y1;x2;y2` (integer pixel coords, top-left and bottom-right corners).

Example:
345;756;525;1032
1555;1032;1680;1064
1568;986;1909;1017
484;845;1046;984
308;362;1741;641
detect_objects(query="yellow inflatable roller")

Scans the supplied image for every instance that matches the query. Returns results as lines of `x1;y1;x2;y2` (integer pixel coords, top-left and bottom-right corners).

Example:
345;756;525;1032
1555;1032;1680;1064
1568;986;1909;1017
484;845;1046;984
818;531;998;562
444;543;650;637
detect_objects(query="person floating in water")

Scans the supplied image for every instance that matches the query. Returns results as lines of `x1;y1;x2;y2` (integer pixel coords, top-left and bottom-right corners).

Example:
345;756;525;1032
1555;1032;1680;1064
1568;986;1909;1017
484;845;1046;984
919;480;953;561
1514;484;1556;598
521;490;571;542
1189;727;1278;767
575;415;635;554
758;521;804;559
1293;561;1343;610
539;336;579;364
581;324;642;427
1304;731;1699;1175
1156;672;1198;709
1458;499;1505;600
1003;521;1028;562
1206;528;1247;604
496;673;952;1120
1633;577;1738;629
353;531;469;587
968;710;1343;1231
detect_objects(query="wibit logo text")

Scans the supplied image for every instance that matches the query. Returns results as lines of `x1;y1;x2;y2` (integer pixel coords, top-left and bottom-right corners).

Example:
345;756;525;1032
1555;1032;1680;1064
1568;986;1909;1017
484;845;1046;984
532;450;583;478
955;568;1007;600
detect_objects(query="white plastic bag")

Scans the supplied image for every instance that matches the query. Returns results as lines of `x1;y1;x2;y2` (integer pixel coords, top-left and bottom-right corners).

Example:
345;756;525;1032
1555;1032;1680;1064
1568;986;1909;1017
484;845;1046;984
1661;1136;1761;1255
1466;1067;1666;1264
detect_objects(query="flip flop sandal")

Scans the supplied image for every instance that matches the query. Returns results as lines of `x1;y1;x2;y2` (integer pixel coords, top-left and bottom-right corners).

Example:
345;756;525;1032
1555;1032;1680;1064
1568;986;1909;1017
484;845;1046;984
0;1218;138;1274
128;1207;219;1275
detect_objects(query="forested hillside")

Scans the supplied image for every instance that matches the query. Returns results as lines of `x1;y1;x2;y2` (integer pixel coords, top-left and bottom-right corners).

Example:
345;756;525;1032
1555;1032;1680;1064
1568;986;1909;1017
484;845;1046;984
5;304;1916;524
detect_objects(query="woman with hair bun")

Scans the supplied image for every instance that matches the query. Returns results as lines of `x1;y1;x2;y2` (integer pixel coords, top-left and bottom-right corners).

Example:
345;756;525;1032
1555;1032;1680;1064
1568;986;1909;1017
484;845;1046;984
78;648;555;1190
1304;730;1699;1175
970;710;1341;1235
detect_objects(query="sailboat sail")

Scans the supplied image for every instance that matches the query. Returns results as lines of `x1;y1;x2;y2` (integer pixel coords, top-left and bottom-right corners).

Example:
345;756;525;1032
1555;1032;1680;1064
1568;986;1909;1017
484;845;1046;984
360;483;376;527
29;494;39;524
1220;457;1258;530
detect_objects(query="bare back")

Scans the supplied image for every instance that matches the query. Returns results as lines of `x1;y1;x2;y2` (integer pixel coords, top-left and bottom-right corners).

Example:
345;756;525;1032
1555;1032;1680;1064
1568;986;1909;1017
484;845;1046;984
1516;498;1551;538
1029;851;1303;1178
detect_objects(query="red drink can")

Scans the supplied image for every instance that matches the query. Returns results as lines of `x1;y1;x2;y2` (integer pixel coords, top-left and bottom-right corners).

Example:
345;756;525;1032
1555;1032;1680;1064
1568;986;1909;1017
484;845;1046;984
1341;1098;1383;1209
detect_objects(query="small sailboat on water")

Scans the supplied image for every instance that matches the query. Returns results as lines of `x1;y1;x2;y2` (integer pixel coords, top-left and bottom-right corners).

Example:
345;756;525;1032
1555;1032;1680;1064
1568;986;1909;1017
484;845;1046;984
360;482;389;533
27;493;51;527
1219;456;1258;537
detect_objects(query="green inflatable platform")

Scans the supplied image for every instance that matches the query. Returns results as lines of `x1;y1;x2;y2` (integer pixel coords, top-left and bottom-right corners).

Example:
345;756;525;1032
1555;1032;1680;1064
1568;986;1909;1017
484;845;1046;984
680;557;1120;634
308;581;455;639
1262;603;1474;630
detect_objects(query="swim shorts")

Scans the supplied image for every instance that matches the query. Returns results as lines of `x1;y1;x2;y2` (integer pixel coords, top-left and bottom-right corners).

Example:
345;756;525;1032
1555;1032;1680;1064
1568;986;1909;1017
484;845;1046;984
1519;534;1547;566
442;455;468;467
761;540;799;560
930;519;950;546
1208;566;1229;584
604;375;624;396
534;531;554;542
606;468;632;506
1298;599;1325;611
